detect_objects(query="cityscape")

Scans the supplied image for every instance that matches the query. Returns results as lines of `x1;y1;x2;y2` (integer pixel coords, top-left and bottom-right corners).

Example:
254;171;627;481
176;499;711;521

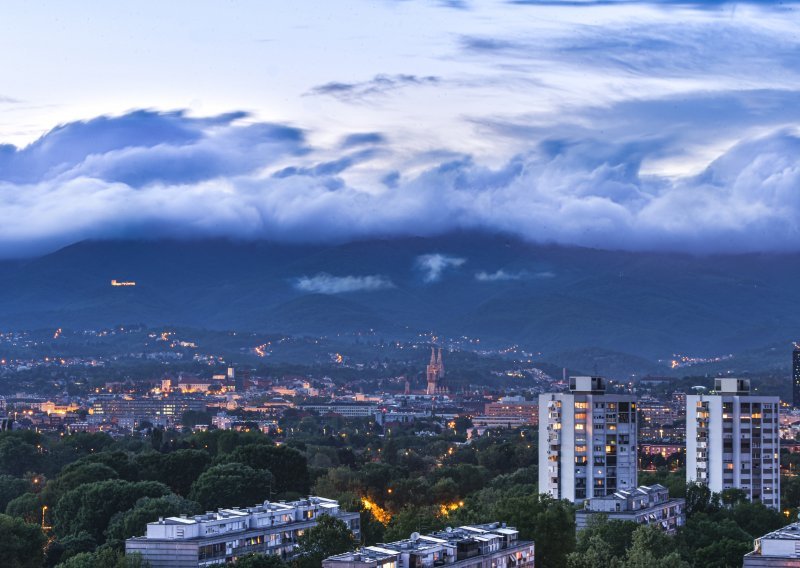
3;1;800;568
2;329;800;567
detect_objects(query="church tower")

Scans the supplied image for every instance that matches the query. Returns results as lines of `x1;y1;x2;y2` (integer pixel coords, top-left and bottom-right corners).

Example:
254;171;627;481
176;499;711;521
426;347;446;395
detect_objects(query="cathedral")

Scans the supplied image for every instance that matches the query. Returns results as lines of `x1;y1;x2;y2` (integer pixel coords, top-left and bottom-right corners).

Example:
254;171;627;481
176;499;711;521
426;347;447;395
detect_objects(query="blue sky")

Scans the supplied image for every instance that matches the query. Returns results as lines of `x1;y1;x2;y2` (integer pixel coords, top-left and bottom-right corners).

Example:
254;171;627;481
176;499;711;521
1;0;800;256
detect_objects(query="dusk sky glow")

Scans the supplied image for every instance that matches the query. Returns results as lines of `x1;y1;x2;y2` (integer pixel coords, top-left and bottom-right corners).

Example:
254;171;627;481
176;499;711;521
2;0;800;256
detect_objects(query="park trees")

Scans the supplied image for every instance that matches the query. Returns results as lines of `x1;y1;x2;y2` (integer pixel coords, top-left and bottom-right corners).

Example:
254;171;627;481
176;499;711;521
189;463;274;510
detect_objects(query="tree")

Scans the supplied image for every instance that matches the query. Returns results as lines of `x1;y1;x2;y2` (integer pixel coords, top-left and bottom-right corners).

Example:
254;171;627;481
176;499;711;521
150;427;163;451
567;534;619;568
488;494;576;568
56;548;148;568
136;449;211;496
231;553;289;567
0;436;41;477
0;513;46;568
622;525;687;568
676;515;753;568
729;501;786;539
41;462;118;507
47;531;97;567
574;516;637;560
384;506;444;542
53;479;171;542
293;514;355;568
782;475;800;510
431;478;460;504
219;445;310;495
73;452;139;481
189;463;274;511
5;492;41;523
105;494;201;544
684;484;719;516
0;475;30;511
453;416;473;436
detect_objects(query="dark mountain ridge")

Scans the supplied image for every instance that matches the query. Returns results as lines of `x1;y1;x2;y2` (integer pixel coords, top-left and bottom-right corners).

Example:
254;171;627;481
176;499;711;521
0;233;797;361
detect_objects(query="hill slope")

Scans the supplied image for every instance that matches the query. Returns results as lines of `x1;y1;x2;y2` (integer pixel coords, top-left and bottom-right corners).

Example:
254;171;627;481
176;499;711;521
0;233;797;362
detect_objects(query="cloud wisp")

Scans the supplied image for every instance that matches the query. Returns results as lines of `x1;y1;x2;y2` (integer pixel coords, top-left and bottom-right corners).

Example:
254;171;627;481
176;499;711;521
416;254;467;282
307;74;441;102
293;273;395;294
475;269;555;282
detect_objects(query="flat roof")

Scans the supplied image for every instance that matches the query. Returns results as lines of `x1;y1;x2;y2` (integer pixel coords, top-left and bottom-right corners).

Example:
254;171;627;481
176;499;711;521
760;522;800;541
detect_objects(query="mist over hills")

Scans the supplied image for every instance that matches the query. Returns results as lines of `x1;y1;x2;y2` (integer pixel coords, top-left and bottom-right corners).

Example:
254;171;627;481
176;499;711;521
0;232;797;368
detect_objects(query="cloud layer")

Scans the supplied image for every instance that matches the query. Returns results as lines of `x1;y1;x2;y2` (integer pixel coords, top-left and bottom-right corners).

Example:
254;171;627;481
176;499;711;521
2;108;800;257
3;2;800;257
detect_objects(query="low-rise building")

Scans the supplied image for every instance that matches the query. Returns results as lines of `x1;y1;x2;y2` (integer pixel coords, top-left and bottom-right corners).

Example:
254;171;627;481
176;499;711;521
322;522;534;568
744;521;800;567
484;396;539;425
91;396;207;425
575;484;685;534
301;402;378;418
125;497;359;568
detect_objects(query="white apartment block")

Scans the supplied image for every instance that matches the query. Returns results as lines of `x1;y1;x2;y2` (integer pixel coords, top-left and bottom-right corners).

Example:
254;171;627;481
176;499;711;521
539;376;638;502
686;378;780;510
744;521;800;567
323;523;534;568
125;497;360;567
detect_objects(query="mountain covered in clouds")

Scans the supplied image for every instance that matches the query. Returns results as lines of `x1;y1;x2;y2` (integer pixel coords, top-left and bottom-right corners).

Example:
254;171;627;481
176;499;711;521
0;232;798;361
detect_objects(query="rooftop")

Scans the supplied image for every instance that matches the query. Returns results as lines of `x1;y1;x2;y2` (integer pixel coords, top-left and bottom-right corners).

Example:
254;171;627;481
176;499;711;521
758;522;800;542
324;522;526;565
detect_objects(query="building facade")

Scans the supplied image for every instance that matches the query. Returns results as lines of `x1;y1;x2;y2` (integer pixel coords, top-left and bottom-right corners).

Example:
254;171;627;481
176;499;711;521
539;376;638;502
484;396;539;425
794;348;800;409
300;403;378;418
575;484;685;534
125;497;360;568
322;522;534;568
91;396;207;426
744;521;800;567
686;378;780;509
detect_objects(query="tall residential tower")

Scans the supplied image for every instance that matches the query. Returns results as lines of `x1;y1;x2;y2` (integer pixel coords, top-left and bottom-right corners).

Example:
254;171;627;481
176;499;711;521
793;347;800;408
539;376;638;502
686;378;780;509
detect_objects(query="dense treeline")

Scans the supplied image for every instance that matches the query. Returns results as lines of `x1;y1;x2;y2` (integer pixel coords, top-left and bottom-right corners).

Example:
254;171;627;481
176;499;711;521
1;414;798;568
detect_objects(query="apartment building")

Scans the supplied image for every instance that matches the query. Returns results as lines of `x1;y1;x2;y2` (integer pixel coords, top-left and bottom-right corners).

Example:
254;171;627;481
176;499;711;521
686;378;780;509
125;497;360;567
539;376;638;501
322;522;534;568
575;484;685;534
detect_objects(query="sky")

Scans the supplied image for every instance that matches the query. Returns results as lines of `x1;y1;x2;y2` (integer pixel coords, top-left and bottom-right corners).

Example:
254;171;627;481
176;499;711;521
1;0;800;256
